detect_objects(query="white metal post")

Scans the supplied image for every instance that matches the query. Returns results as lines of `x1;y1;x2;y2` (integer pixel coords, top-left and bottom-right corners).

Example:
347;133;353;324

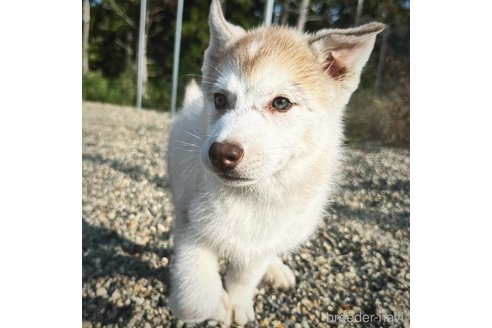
171;0;184;115
136;0;147;110
355;0;364;26
264;0;274;26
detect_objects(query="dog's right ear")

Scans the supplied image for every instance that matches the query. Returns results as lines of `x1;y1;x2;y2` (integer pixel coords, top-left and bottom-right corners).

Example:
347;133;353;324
308;22;385;82
207;0;245;53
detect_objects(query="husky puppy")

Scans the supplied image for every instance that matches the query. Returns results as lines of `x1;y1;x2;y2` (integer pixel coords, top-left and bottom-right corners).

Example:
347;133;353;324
167;0;384;324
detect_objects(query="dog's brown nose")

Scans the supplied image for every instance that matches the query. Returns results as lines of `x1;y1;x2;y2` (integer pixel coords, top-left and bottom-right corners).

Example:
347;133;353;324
208;142;244;172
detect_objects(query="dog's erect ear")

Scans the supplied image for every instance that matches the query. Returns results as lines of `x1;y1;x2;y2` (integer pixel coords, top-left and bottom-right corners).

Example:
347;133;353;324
308;22;385;80
208;0;245;52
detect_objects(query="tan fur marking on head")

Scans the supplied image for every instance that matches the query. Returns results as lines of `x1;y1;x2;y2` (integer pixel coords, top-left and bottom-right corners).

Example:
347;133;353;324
231;27;325;90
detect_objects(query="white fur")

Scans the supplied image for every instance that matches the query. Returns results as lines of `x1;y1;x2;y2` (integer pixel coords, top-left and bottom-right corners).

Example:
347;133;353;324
247;40;262;58
167;0;383;325
182;78;201;107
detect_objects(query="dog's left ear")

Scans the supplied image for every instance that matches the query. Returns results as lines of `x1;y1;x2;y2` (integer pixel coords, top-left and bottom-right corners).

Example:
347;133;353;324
308;22;385;81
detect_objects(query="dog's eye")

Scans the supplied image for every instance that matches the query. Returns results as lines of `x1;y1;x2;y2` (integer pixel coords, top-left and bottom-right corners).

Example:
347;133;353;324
214;93;227;109
272;97;292;111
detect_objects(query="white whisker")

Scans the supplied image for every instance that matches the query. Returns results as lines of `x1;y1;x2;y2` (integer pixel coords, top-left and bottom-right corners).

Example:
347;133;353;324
176;139;199;148
184;130;202;140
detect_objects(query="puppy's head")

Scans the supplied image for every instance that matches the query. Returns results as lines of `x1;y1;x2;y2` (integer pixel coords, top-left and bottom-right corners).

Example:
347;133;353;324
199;0;384;187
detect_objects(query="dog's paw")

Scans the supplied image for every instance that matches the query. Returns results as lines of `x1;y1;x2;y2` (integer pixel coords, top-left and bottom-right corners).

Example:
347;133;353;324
263;260;296;289
212;290;232;325
231;301;255;325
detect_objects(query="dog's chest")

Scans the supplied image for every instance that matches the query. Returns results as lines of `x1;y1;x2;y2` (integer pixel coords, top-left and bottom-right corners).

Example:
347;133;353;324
190;191;325;261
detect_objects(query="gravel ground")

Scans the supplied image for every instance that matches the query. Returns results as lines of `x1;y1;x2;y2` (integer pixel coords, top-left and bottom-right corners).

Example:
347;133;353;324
82;102;410;328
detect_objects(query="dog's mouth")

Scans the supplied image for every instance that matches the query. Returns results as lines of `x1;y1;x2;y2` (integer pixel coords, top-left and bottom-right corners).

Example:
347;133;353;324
217;173;257;186
220;173;248;181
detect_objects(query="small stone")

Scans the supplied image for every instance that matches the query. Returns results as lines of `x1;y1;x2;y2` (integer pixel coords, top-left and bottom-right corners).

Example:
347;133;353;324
157;223;168;232
126;220;137;231
96;287;107;297
299;251;311;260
345;271;357;279
271;320;281;327
301;298;312;307
111;290;121;300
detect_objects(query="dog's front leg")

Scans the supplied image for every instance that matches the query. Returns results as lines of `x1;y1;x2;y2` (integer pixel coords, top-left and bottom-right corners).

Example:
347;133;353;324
169;243;231;324
225;257;271;325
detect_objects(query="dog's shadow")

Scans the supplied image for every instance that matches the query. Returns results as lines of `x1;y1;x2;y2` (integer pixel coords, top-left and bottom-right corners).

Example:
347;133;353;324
82;220;172;326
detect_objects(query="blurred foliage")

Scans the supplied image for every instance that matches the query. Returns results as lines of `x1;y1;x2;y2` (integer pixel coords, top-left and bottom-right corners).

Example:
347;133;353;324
347;78;410;146
83;0;409;146
83;70;135;105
